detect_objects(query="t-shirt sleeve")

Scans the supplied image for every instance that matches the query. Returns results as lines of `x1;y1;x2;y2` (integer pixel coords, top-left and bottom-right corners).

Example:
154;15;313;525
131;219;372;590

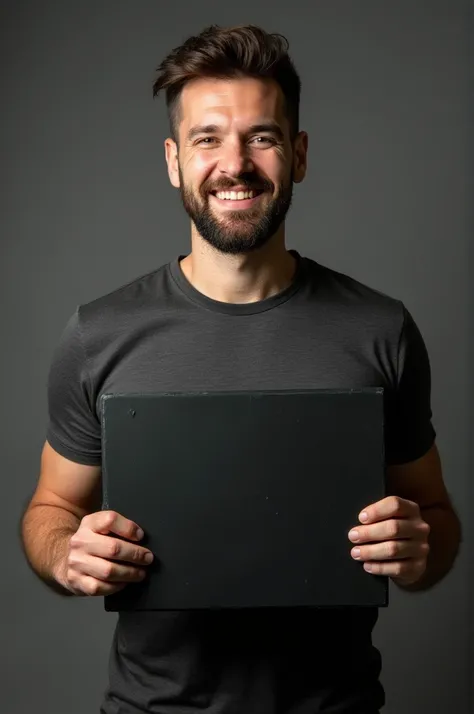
45;308;102;466
384;305;437;465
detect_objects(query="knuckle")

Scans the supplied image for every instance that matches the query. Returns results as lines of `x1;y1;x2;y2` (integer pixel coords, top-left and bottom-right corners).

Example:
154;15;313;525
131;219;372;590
132;548;143;563
87;580;100;596
390;496;401;511
101;562;114;580
107;540;121;559
101;511;116;529
129;524;139;539
67;551;80;567
388;521;399;538
69;532;83;549
387;542;398;558
421;521;431;536
125;547;137;563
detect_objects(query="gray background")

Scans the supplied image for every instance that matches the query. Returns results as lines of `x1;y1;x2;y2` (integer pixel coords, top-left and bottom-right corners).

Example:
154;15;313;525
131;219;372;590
2;1;471;713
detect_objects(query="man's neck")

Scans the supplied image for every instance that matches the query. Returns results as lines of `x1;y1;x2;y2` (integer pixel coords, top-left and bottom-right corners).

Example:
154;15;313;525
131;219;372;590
179;234;297;305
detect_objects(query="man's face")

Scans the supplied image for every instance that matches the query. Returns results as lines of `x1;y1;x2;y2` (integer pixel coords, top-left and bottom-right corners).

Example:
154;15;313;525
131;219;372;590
165;77;307;255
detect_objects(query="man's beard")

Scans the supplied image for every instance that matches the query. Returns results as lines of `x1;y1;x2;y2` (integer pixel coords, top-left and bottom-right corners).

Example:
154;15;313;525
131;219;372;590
177;165;294;255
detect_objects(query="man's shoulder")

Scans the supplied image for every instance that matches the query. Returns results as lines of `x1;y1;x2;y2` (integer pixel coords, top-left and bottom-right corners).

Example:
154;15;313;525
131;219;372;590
68;261;177;349
79;261;172;320
303;255;405;318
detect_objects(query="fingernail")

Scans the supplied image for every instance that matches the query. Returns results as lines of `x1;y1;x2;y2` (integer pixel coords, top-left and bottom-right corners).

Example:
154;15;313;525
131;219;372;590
359;512;368;522
349;530;359;541
352;548;361;559
136;528;144;540
144;552;154;564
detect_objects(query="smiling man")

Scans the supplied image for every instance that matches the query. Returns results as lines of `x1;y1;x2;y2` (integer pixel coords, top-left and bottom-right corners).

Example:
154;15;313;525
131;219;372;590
169;76;299;260
164;68;307;301
21;24;461;714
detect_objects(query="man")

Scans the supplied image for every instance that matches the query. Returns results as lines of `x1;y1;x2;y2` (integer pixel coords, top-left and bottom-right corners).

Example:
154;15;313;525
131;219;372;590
21;23;461;714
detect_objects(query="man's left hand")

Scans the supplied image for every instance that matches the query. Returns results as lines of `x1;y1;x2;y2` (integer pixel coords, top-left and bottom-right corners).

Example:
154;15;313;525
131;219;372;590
348;496;431;586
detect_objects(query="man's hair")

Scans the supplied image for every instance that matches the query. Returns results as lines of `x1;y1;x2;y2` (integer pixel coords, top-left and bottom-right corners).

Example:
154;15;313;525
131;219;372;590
152;24;301;143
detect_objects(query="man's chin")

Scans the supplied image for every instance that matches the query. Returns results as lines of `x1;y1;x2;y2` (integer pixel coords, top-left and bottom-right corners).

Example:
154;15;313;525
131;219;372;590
200;231;273;255
210;206;263;224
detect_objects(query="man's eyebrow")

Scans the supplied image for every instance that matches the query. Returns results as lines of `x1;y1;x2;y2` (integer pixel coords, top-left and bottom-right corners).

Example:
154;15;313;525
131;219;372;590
248;123;285;141
186;124;221;141
186;122;285;142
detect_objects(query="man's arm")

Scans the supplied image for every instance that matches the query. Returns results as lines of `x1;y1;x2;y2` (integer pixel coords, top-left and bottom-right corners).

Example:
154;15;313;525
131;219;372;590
385;442;462;592
20;440;102;595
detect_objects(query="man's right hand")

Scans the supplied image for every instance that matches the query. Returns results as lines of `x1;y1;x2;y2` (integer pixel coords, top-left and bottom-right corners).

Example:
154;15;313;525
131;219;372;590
56;510;154;596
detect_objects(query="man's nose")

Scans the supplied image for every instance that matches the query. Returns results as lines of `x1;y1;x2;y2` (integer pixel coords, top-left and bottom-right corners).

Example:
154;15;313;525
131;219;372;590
217;140;255;177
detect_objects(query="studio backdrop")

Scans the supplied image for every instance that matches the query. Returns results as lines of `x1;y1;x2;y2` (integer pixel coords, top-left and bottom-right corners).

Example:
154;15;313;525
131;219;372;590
2;2;471;713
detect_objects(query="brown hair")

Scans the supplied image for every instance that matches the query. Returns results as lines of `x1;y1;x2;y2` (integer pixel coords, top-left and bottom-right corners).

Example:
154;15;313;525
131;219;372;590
152;24;301;143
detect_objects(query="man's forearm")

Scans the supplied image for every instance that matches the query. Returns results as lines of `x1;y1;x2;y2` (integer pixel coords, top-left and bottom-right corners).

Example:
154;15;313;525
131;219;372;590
21;504;80;596
396;504;462;592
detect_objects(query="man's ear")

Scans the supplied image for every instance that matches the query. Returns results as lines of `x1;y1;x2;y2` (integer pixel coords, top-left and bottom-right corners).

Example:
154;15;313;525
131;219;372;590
293;130;308;184
165;138;180;188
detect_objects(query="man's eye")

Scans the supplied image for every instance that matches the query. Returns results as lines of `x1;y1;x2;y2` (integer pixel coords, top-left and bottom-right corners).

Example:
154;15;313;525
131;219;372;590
196;136;275;146
251;137;275;145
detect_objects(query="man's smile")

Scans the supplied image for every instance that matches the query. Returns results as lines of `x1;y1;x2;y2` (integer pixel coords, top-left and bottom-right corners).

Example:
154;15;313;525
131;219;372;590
209;187;266;209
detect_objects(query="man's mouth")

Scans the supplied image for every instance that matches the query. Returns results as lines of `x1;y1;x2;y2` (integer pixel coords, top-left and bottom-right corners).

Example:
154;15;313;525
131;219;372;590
209;188;265;208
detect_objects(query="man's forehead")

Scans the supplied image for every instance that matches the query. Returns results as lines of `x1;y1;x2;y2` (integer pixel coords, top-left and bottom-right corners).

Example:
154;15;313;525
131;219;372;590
180;77;284;122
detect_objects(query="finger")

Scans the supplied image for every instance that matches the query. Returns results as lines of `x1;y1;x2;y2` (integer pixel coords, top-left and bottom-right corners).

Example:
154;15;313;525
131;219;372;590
358;496;420;525
351;540;428;562
77;532;154;566
348;518;424;544
362;557;426;579
70;553;147;583
86;511;145;541
78;576;128;597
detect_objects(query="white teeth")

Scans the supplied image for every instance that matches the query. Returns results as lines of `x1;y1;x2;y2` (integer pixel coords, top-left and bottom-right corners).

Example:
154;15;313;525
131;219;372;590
215;190;255;200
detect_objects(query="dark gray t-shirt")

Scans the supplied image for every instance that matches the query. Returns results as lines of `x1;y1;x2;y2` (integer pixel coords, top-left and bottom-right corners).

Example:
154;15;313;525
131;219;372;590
46;250;436;714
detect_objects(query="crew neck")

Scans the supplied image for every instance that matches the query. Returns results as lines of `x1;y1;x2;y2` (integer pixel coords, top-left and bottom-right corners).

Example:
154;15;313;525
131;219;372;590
168;249;307;316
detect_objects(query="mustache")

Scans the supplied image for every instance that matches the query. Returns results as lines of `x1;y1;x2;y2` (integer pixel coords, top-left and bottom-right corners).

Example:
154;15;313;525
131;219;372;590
204;177;273;193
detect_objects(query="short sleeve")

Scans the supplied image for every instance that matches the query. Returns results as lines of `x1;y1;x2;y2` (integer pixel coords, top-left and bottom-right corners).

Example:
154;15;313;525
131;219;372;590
46;308;102;466
384;305;437;465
